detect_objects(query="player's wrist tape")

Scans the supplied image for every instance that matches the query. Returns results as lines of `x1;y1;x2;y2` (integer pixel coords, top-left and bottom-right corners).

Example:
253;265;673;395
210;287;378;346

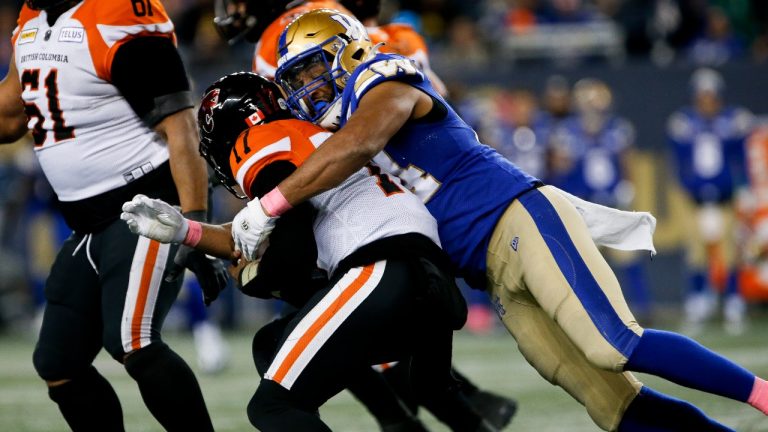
261;187;292;217
183;220;203;247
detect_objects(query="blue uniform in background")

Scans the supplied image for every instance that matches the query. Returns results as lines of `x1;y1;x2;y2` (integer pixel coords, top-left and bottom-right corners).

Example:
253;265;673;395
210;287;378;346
667;104;754;331
668;106;752;204
548;115;634;207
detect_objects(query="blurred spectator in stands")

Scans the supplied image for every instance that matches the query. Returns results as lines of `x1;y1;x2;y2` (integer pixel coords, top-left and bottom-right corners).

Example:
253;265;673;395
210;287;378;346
435;15;489;66
686;6;746;66
540;74;573;126
617;0;708;65
485;0;545;36
751;0;768;62
487;89;551;179
666;68;755;335
548;78;653;323
539;0;600;23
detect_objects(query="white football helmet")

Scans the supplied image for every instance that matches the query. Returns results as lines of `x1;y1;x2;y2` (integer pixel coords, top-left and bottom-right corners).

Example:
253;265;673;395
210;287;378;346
274;9;374;130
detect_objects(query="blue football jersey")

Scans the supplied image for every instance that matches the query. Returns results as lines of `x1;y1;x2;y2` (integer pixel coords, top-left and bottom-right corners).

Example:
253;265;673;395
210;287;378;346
667;106;753;203
547;115;633;207
339;53;541;286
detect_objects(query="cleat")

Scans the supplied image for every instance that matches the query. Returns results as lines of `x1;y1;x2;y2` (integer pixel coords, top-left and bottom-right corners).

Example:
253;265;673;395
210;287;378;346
467;390;518;431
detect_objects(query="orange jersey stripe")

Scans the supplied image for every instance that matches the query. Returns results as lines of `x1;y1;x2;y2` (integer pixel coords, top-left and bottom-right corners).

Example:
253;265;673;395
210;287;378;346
271;264;375;384
12;6;40;46
231;119;326;198
131;239;160;350
71;0;174;81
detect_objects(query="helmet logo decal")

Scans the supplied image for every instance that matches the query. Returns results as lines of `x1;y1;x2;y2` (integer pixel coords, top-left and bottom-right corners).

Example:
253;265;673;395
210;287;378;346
200;88;220;134
330;13;369;42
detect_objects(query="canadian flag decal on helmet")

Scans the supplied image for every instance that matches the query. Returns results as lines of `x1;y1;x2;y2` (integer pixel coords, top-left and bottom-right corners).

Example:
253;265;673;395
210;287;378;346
246;109;265;126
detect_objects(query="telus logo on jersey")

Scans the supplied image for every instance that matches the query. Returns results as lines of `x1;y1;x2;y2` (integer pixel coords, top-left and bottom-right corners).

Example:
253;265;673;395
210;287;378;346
58;27;84;43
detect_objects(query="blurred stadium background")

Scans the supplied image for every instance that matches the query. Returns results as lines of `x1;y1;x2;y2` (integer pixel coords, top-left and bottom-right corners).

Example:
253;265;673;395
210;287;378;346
2;0;768;430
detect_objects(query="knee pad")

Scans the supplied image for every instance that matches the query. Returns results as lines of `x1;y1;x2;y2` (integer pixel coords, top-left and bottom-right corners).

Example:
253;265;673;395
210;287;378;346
123;342;169;379
33;343;84;381
247;379;291;428
103;336;128;363
583;344;626;372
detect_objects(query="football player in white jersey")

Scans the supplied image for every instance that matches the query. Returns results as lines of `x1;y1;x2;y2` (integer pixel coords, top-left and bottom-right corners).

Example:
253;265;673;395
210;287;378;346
122;72;497;432
0;0;227;430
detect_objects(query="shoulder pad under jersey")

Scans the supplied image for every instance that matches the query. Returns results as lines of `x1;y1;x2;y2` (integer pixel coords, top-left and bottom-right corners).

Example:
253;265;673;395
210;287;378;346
351;54;425;97
12;6;40;45
231;119;331;198
71;0;174;80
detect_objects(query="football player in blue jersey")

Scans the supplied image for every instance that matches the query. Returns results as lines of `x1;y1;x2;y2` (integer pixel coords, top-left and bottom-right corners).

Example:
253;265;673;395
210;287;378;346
228;9;768;431
667;67;754;335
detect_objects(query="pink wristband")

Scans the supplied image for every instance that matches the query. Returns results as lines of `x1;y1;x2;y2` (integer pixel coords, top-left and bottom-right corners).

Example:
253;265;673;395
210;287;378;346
183;220;203;247
261;187;292;217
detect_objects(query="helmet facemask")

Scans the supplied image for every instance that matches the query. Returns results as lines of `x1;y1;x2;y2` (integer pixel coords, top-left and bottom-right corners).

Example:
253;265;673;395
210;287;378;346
277;39;348;129
275;9;373;130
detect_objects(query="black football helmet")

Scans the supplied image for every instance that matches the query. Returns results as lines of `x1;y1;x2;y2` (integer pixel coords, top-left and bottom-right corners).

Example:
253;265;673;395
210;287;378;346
213;0;294;44
25;0;76;10
198;72;292;197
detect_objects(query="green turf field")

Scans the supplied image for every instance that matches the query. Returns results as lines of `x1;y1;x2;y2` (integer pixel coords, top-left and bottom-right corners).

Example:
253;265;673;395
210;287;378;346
1;315;767;431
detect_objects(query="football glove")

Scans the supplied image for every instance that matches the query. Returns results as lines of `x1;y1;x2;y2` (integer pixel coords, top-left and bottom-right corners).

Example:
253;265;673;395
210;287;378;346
231;198;278;261
164;210;229;306
121;194;189;243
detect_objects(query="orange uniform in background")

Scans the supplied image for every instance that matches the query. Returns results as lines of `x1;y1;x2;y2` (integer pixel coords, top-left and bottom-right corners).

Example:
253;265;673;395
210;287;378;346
368;23;428;66
738;126;768;301
253;1;351;77
253;1;446;95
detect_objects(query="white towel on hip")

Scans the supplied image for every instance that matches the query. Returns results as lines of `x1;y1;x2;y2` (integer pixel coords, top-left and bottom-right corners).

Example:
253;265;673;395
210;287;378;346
553;187;657;257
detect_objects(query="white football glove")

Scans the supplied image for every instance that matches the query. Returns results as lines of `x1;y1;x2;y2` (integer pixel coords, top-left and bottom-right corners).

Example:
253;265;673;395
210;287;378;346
231;198;278;261
120;194;189;244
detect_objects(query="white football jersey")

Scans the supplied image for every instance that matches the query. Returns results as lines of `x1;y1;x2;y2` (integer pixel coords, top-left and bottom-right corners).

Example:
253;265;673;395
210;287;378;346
12;1;175;201
230;119;440;275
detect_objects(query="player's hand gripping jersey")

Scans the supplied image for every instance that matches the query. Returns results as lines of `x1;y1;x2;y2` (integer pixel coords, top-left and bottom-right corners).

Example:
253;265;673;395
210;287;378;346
12;1;177;203
229;118;439;275
339;54;541;286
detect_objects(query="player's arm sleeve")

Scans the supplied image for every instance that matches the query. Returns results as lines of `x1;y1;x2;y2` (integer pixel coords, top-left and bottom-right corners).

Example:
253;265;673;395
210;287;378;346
239;160;323;307
110;36;194;128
